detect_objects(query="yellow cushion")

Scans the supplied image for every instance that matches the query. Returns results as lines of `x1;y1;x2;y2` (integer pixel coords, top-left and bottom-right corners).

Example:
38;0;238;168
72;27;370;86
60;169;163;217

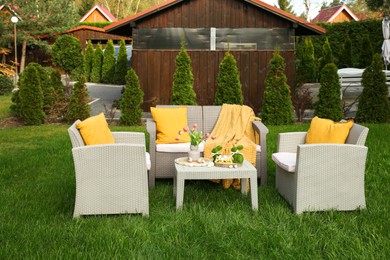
306;116;354;144
76;113;115;145
151;107;190;144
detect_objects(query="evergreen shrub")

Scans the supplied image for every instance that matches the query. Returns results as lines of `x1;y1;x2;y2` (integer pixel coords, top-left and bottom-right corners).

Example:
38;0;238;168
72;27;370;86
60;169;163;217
214;52;243;105
260;51;295;125
120;68;144;126
52;35;83;75
355;54;390;123
101;40;116;84
114;40;128;85
358;34;373;69
172;40;197;105
84;40;94;82
339;35;352;68
0;74;13;95
318;37;334;75
314;63;343;121
67;76;90;123
90;43;103;83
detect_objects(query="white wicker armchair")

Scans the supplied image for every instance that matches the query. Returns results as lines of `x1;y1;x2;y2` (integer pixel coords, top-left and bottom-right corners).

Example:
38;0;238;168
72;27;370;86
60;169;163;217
68;121;150;218
272;123;369;214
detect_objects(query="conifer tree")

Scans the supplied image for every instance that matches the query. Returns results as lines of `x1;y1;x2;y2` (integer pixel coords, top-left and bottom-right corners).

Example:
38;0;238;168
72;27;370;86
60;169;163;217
355;54;390;123
339;35;352;68
114;40;128;85
67;76;90;123
90;43;103;83
18;64;45;125
358;34;373;69
314;63;343;121
52;35;83;76
172;39;197;105
120;68;144;125
27;63;54;114
295;37;316;85
260;51;295;125
318;37;334;75
214;52;243;105
84;40;94;82
101;40;116;84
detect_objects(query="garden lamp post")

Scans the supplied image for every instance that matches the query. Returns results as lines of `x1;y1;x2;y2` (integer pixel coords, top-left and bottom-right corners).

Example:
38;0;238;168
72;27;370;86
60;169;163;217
11;16;18;83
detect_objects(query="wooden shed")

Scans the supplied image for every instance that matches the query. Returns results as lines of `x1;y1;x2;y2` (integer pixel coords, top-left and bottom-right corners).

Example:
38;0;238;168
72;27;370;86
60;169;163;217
105;0;325;112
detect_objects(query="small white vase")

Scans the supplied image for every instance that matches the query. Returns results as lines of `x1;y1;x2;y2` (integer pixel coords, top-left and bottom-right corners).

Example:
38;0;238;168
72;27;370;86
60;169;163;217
188;145;200;160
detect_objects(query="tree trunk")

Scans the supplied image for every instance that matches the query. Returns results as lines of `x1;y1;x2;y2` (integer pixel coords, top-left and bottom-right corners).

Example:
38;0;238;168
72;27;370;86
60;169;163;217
20;40;27;73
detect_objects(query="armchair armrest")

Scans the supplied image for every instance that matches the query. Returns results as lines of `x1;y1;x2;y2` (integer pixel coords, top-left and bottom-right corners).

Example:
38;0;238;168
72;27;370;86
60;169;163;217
277;132;307;153
146;119;156;153
112;132;146;145
252;120;269;146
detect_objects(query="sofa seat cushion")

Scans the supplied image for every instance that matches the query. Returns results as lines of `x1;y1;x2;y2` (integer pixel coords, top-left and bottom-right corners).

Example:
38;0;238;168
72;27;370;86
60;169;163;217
156;143;261;153
272;152;296;173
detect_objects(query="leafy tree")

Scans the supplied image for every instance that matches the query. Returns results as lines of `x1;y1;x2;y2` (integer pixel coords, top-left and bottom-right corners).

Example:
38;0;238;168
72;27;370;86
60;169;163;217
2;0;79;72
358;34;373;68
278;0;295;14
84;40;94;82
365;0;390;13
314;63;343;121
120;68;144;126
67;76;90;123
172;40;197;105
214;52;243;105
339;35;352;68
355;54;390;123
260;51;295;125
52;35;84;77
114;40;128;85
101;40;116;84
18;63;45;125
90;43;103;83
318;37;334;75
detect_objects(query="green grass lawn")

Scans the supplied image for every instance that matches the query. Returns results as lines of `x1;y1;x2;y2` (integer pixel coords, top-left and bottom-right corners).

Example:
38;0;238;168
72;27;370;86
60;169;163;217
0;122;389;258
0;94;12;120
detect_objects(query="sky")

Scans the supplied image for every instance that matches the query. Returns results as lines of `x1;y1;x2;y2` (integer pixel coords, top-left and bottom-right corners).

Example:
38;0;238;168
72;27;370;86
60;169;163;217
261;0;331;21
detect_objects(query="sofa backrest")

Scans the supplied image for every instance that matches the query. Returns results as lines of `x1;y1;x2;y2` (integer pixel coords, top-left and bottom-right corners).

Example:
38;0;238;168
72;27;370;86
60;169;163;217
202;106;222;134
68;120;85;148
345;123;369;146
156;105;204;133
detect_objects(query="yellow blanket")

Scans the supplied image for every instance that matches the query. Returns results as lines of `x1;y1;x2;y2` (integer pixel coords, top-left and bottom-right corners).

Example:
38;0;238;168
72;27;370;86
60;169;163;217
204;104;260;189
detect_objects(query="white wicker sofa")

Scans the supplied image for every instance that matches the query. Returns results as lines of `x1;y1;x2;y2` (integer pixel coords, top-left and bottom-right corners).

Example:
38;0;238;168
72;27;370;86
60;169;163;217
146;105;269;187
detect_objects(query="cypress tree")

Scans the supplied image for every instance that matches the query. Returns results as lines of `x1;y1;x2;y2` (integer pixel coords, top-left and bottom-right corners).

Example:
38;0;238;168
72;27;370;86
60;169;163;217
318;37;334;75
260;51;295;125
84;40;94;82
27;63;54;114
101;39;116;84
295;37;316;85
19;64;45;125
355;54;390;123
52;35;83;75
120;68;144;125
90;43;103;83
214;52;243;105
114;40;128;85
172;39;197;105
67;76;90;123
314;63;343;121
339;35;352;68
358;34;373;69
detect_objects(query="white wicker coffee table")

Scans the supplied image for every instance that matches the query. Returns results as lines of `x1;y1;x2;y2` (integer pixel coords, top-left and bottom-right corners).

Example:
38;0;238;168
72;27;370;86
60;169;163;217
173;159;258;210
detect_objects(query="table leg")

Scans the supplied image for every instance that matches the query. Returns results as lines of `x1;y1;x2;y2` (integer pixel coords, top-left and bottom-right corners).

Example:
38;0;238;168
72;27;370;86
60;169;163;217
176;176;185;210
240;178;248;195
250;176;258;210
173;172;177;196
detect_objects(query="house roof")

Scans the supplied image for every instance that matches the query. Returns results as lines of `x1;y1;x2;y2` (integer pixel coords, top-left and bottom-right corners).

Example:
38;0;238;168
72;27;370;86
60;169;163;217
80;4;117;22
104;0;325;35
0;4;22;21
67;25;106;33
312;4;359;23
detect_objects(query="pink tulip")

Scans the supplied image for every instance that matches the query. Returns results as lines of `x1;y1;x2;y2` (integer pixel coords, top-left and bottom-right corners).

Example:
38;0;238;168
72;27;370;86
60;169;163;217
191;128;195;132
205;133;210;138
193;123;198;128
199;135;203;139
178;130;183;135
175;137;179;141
211;135;216;140
183;126;189;132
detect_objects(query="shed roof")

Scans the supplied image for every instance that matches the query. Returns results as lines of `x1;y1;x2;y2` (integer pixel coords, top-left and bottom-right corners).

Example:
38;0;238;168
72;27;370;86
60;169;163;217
104;0;325;35
312;4;359;23
80;4;117;22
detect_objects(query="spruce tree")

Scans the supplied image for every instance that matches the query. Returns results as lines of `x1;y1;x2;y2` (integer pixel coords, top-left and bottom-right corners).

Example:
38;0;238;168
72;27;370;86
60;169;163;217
214;52;243;105
120;68;144;125
84;40;94;82
260;51;295;125
339;35;352;68
18;64;45;125
67;76;90;123
295;37;316;86
101;39;116;84
90;43;103;83
27;63;54;114
355;54;390;123
114;40;128;85
318;37;334;75
358;34;373;69
314;63;343;121
172;40;197;105
52;35;83;75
